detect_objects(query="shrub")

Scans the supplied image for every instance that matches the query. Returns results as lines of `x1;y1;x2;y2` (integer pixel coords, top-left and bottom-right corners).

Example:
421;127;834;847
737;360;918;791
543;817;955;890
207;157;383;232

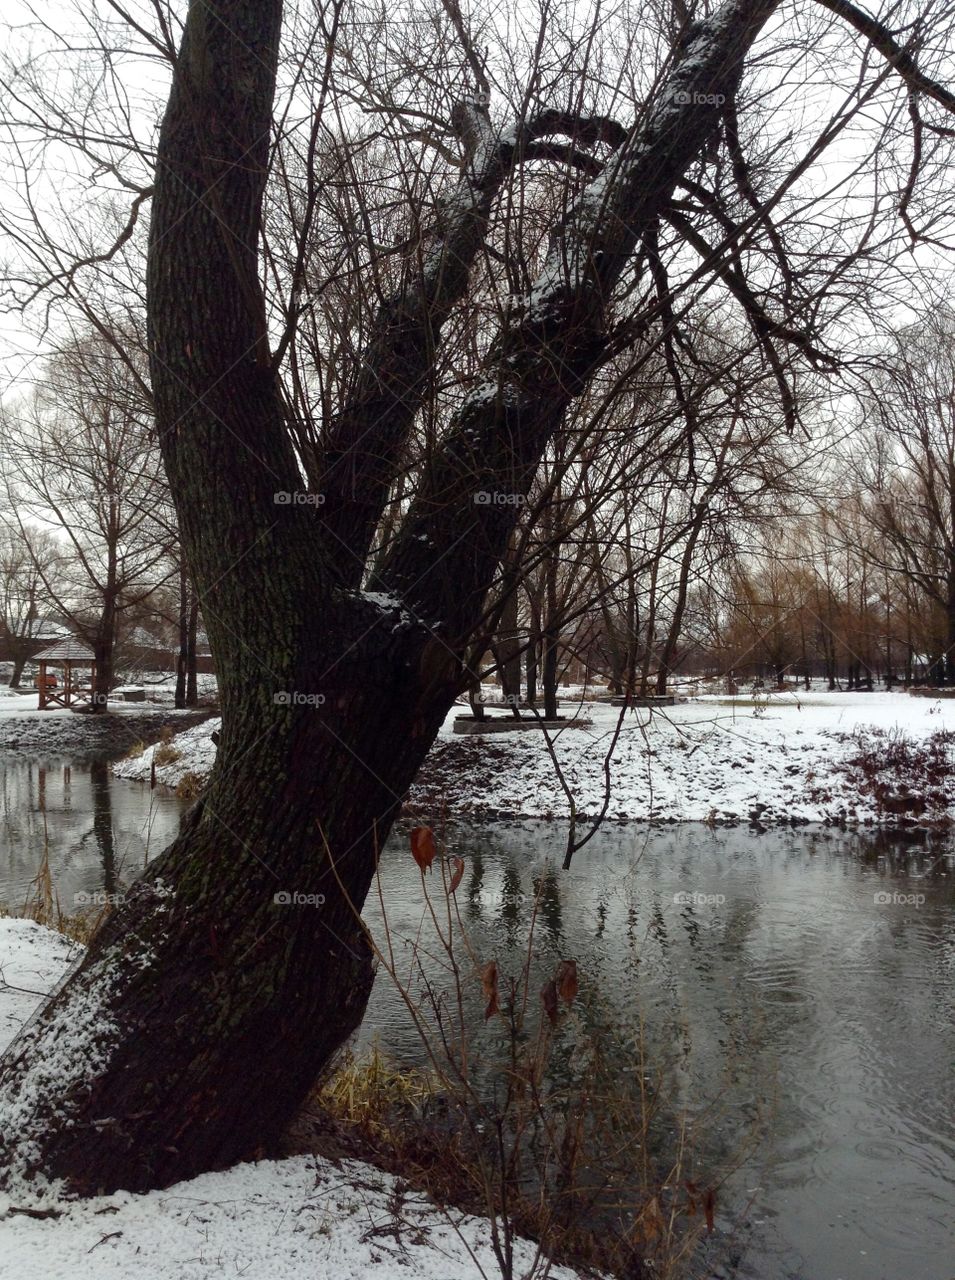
832;726;955;819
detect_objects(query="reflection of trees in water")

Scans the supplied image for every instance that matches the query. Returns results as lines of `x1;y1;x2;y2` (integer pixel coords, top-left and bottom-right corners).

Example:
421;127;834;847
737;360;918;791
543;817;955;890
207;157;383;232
0;757;183;905
89;759;117;894
848;826;955;880
364;821;955;1278
530;865;562;945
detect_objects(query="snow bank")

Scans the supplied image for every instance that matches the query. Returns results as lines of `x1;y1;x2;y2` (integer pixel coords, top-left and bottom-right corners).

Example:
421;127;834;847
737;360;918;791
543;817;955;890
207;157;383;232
114;691;955;827
112;717;221;791
0;918;79;1056
0;917;585;1280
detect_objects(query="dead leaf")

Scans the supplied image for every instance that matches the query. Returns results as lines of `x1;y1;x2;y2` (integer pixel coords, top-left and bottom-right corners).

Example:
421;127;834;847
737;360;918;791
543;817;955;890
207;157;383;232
556;958;578;1004
703;1186;716;1233
410;826;436;872
448;856;465;893
481;960;499;1020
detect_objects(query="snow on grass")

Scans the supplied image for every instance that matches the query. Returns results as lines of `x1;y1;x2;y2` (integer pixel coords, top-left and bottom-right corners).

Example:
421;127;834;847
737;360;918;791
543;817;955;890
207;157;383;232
0;918;586;1280
418;691;955;825
0;918;80;1056
112;690;955;826
0;914;153;1199
113;717;221;791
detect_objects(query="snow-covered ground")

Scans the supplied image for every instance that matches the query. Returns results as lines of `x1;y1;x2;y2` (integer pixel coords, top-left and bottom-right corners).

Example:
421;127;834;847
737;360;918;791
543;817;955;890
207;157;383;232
0;917;584;1280
113;689;955;826
0;688;211;759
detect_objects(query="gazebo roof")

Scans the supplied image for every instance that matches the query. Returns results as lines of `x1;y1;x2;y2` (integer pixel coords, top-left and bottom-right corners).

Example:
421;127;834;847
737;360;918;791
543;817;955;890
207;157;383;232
33;638;96;664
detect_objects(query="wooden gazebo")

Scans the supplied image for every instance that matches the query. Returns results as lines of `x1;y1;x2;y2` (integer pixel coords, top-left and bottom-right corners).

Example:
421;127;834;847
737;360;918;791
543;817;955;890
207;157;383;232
33;638;98;710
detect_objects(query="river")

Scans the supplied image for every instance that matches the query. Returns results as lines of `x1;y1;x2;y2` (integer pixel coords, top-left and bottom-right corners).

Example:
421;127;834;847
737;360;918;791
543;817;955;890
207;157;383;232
1;754;952;1280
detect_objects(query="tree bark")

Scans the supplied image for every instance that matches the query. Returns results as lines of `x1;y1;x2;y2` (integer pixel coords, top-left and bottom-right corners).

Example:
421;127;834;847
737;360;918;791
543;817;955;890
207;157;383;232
91;602;116;712
0;0;782;1197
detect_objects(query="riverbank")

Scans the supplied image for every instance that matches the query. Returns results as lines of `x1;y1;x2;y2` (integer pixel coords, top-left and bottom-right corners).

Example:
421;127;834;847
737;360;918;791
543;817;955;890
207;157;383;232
0;690;214;761
113;690;955;827
0;916;589;1280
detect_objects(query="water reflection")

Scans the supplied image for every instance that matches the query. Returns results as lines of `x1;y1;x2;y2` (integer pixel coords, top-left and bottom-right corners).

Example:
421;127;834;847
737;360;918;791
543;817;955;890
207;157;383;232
358;822;955;1280
0;778;952;1279
0;755;185;911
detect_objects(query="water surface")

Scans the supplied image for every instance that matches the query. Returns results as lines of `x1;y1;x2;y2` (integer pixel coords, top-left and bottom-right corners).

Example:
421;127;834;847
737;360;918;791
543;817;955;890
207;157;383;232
0;759;952;1280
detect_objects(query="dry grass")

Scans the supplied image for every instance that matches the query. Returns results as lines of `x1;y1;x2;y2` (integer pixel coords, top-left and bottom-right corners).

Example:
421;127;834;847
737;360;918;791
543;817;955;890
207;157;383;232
310;1033;710;1280
175;771;204;799
17;848;103;944
828;726;955;819
315;826;730;1280
317;1042;441;1134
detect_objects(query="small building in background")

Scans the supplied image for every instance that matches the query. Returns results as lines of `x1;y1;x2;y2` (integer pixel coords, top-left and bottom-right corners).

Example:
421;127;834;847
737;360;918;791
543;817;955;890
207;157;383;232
32;638;97;710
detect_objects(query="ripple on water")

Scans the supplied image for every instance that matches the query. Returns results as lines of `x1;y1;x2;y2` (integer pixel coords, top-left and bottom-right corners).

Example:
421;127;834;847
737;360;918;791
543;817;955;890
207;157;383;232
742;958;813;1005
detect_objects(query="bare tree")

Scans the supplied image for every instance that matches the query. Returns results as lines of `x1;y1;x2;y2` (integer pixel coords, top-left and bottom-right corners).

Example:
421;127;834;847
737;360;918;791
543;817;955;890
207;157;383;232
1;0;954;1197
0;524;64;687
0;330;175;704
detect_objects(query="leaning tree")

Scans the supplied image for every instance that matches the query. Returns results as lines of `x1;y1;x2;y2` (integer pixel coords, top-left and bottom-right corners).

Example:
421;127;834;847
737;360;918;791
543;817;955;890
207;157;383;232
1;0;954;1196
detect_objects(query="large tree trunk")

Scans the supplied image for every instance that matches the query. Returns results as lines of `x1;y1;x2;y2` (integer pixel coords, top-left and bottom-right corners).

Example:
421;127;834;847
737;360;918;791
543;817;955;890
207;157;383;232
1;573;457;1194
9;644;29;689
0;0;780;1197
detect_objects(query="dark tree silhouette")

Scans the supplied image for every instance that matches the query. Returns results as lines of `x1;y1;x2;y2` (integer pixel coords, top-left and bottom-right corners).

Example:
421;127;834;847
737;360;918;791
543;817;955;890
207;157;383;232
1;0;953;1197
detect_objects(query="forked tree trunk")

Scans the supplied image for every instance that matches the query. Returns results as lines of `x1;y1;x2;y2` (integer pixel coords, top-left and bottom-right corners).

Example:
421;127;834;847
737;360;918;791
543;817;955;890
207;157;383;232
0;0;780;1197
0;1;455;1196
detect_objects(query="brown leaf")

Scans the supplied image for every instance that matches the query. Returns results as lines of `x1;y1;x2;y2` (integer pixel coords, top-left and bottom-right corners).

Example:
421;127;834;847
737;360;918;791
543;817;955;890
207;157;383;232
410;826;436;872
556;958;578;1004
448;856;465;893
540;978;559;1026
703;1186;716;1234
481;960;499;1020
639;1194;665;1242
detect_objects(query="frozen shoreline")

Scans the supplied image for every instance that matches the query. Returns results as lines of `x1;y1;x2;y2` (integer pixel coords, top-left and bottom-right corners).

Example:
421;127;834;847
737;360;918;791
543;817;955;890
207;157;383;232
111;689;955;828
